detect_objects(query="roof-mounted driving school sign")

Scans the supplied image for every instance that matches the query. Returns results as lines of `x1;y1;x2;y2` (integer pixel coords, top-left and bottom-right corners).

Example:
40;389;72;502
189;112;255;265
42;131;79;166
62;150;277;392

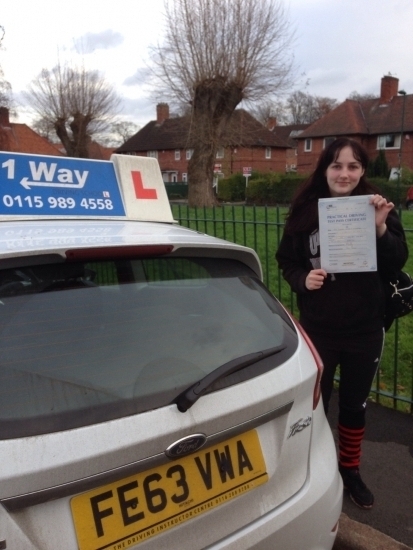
0;152;174;223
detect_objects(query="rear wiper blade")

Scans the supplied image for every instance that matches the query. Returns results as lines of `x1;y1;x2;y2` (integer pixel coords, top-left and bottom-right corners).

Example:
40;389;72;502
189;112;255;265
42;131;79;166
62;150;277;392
175;345;286;412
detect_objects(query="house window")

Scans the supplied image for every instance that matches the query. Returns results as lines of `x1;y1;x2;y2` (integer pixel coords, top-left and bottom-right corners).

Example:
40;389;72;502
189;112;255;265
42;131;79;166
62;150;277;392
377;134;401;149
175;149;181;160
265;147;271;159
186;149;194;160
182;173;188;182
304;139;312;152
216;147;224;159
323;137;336;149
147;150;158;158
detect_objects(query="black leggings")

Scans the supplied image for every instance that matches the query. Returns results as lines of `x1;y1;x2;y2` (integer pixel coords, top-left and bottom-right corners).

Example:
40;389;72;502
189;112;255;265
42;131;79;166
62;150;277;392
308;330;384;429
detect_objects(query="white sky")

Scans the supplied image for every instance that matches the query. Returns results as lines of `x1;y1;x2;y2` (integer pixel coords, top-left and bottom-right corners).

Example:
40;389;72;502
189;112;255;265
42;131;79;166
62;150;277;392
1;0;413;129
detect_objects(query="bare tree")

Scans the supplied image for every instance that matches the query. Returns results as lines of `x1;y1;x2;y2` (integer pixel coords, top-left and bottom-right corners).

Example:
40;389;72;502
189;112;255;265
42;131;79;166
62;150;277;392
31;117;59;142
285;91;307;124
347;91;378;101
0;26;12;110
110;120;140;144
311;96;339;120
286;91;338;124
93;120;141;148
0;25;13;151
150;0;294;207
25;62;120;158
252;99;290;127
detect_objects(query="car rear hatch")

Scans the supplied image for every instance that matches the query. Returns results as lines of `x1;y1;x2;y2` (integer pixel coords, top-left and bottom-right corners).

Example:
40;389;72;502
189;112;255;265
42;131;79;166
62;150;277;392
0;239;317;550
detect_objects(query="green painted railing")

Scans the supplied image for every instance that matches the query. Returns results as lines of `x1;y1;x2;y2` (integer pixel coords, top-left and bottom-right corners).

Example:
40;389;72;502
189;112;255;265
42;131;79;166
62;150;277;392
172;203;413;413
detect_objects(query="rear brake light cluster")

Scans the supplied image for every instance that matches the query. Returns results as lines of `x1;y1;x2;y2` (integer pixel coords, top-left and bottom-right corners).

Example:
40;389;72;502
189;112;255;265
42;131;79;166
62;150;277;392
276;301;324;410
293;320;324;410
65;245;174;260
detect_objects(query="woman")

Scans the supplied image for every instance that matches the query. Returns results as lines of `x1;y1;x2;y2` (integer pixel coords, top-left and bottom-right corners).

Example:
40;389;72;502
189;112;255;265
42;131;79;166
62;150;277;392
276;138;408;509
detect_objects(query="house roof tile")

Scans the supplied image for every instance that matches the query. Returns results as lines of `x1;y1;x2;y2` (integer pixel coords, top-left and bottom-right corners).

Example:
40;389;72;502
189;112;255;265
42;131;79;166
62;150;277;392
298;95;413;139
298;100;368;138
271;124;309;147
88;141;116;160
0;123;64;156
116;109;289;153
1;120;114;160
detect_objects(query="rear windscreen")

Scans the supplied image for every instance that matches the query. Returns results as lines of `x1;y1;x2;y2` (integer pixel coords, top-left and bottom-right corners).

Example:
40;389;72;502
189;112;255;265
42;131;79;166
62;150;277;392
0;256;297;438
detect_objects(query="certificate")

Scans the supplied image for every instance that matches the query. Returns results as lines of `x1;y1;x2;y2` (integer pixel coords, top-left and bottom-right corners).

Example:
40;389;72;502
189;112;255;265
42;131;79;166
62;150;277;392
318;195;377;273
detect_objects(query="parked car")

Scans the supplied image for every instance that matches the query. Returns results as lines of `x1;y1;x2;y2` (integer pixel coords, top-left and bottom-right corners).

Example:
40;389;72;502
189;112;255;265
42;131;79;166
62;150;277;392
406;186;413;210
0;151;342;550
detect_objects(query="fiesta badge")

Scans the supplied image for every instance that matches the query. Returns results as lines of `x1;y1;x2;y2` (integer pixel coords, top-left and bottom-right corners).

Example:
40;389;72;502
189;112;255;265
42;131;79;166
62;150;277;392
165;434;207;459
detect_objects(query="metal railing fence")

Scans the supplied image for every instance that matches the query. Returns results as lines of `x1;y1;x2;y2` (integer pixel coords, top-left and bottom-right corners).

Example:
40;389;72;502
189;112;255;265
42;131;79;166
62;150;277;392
172;203;413;413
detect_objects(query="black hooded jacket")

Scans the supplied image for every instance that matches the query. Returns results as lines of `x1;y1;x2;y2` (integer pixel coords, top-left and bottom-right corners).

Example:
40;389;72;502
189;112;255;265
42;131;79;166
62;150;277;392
276;209;408;337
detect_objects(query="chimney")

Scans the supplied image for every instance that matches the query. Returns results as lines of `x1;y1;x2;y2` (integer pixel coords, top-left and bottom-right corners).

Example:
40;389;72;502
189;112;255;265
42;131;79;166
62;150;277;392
0;107;10;127
156;103;169;124
267;116;277;131
380;75;399;104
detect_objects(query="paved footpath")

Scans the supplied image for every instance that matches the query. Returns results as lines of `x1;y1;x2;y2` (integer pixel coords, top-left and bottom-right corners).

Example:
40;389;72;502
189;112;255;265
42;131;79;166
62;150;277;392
328;389;413;550
334;513;413;550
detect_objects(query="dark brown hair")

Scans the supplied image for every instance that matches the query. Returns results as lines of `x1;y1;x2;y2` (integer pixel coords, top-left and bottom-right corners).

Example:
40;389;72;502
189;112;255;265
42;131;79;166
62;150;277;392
284;137;379;234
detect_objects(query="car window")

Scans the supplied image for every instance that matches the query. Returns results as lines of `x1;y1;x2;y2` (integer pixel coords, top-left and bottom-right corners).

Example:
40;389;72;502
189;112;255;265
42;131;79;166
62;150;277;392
0;257;297;438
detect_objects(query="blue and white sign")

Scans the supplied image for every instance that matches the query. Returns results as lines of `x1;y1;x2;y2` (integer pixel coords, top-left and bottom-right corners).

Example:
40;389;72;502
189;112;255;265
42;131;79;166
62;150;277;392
0;152;126;218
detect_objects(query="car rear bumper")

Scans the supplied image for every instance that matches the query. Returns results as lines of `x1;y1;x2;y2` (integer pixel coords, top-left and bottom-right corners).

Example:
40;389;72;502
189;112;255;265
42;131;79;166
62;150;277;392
206;403;343;550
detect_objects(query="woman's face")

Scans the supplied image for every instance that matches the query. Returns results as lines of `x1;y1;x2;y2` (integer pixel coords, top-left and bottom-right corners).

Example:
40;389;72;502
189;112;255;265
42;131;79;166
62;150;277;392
325;146;365;197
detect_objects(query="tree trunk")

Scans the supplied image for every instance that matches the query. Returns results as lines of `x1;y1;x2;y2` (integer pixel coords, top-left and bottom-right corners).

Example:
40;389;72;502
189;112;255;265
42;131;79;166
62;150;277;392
187;78;243;207
70;113;92;158
55;118;75;156
55;113;91;158
187;139;217;207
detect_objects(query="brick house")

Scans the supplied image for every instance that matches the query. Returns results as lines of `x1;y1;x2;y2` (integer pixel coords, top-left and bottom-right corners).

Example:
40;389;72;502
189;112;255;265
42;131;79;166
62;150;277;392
0;106;116;160
296;76;413;175
87;140;116;161
116;104;289;182
0;107;64;156
53;139;117;160
270;123;309;172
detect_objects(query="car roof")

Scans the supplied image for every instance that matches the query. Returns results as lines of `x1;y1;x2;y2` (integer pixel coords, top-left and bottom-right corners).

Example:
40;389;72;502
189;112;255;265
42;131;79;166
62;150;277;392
0;219;262;277
0;152;262;278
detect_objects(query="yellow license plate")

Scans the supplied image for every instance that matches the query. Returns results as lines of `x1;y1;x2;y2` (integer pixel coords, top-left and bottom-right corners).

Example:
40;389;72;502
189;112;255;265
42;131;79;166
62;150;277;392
71;429;268;550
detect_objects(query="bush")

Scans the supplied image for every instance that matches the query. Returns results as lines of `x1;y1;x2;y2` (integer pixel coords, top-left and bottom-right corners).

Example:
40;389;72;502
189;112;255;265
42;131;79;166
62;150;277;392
246;173;306;205
217;173;246;202
368;177;411;205
368;150;390;178
217;170;413;207
400;166;413;186
245;177;276;205
217;171;308;205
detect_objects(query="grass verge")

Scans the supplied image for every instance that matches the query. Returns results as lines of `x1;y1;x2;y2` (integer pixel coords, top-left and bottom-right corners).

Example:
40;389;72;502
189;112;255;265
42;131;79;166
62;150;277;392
172;204;413;412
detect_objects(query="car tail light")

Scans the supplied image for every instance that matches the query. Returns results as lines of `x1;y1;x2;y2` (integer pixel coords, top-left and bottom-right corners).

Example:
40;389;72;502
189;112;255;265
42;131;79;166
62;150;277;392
65;245;174;260
293;320;324;410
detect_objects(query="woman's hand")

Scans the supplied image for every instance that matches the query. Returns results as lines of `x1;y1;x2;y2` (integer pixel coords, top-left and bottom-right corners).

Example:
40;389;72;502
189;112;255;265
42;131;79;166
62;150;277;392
305;269;327;290
370;194;394;237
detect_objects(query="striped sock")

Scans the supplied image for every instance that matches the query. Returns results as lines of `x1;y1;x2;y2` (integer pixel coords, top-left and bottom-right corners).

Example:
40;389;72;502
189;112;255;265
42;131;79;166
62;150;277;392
338;424;364;470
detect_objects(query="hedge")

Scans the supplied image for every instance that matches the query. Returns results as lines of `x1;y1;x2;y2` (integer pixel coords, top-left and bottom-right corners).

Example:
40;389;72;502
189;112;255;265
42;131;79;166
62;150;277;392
217;172;412;206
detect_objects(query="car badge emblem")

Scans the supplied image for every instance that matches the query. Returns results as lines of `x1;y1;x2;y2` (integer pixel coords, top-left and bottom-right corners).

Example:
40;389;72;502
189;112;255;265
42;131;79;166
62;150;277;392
166;434;207;458
288;416;312;438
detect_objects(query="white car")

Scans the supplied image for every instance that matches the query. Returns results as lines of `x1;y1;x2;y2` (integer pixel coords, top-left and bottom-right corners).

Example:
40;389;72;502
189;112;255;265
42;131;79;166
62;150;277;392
0;152;342;550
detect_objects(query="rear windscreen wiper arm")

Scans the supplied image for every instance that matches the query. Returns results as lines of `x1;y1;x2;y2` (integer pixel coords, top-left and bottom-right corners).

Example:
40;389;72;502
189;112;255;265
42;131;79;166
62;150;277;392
175;345;286;412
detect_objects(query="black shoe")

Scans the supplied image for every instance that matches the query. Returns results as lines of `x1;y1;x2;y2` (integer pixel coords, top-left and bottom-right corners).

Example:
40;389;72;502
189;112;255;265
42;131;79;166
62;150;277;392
339;467;374;509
